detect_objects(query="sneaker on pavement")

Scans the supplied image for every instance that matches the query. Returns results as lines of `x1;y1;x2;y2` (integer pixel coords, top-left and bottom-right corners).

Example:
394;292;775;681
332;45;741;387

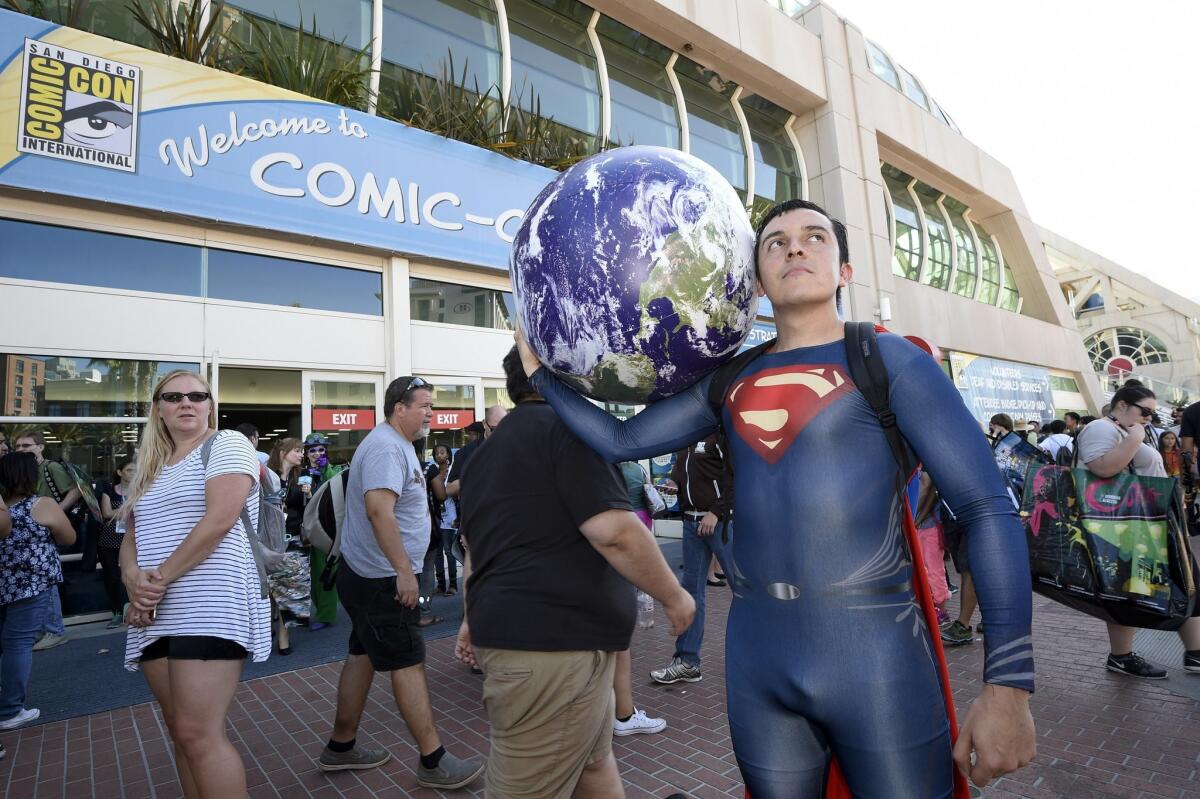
0;708;40;730
650;658;702;685
1106;652;1167;679
940;621;974;647
416;750;485;790
32;633;66;651
0;741;5;761
1185;652;1200;673
317;745;391;772
975;622;985;633
614;708;667;736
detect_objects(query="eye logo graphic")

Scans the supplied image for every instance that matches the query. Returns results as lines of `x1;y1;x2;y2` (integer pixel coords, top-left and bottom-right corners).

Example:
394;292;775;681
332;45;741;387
17;38;141;172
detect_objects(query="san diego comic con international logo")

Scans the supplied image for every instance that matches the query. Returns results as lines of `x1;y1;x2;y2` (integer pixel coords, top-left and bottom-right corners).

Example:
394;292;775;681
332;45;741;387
17;38;141;172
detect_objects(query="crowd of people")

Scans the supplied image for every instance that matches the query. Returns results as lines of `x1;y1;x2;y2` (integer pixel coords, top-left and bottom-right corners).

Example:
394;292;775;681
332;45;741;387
0;198;1198;796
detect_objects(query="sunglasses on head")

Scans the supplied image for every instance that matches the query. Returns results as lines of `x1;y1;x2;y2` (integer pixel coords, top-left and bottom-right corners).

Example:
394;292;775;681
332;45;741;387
404;376;431;393
157;391;211;403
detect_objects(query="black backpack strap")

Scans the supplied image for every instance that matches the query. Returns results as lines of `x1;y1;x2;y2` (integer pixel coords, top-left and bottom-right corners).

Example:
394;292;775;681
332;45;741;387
844;322;912;481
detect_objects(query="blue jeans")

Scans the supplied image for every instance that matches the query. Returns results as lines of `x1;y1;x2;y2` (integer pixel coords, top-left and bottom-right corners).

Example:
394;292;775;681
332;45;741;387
674;515;732;668
43;586;65;635
1;588;57;719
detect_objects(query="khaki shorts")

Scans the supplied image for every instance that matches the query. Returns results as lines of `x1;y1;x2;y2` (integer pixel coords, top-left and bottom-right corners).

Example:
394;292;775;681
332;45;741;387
475;647;616;799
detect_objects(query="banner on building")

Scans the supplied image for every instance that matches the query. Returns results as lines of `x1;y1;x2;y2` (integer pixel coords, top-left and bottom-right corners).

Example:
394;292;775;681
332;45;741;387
0;10;554;272
950;352;1055;424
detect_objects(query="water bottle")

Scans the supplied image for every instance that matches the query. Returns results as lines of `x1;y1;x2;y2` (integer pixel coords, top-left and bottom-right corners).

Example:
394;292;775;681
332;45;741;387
636;591;655;629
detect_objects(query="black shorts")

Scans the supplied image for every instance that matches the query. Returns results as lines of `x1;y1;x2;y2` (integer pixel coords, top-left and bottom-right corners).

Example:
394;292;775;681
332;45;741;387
338;561;426;672
140;635;247;662
943;518;969;576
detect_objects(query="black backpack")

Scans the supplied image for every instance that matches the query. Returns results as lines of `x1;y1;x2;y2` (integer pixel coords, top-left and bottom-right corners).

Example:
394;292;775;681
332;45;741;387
705;322;913;542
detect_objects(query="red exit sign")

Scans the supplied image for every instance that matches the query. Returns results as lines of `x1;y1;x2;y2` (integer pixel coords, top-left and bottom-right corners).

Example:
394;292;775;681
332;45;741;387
313;408;376;430
431;410;475;430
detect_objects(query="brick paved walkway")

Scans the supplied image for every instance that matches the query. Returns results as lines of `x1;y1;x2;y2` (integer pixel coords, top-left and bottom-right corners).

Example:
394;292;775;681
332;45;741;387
2;581;1199;798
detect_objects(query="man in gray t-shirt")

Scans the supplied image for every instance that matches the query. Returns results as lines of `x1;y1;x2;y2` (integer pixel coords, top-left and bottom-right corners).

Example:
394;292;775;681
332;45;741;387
317;376;483;790
340;423;431;579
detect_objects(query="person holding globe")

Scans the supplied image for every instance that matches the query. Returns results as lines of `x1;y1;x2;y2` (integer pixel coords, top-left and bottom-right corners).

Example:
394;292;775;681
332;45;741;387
509;146;1034;799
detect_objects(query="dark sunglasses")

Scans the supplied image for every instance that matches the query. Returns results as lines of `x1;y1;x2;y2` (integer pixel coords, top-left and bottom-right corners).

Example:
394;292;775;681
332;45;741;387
157;391;211;403
1132;403;1155;419
405;376;431;392
307;446;327;454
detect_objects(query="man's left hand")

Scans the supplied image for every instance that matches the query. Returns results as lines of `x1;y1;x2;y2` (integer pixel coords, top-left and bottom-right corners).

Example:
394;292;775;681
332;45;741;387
698;512;718;536
454;621;476;667
953;684;1036;786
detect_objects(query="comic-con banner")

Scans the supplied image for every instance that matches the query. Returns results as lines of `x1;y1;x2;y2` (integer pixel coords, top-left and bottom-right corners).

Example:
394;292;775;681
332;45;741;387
0;9;554;272
950;352;1054;425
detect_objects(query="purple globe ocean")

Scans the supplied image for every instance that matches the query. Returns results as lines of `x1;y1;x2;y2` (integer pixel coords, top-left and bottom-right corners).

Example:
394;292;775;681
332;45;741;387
510;146;758;404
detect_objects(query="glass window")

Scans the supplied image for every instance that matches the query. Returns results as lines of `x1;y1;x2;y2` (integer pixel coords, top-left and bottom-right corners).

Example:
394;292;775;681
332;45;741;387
71;0;158;49
999;262;1020;312
895;65;929;111
865;41;900;90
225;0;372;49
1050;375;1080;393
976;224;1001;305
1080;292;1104;313
742;95;804;217
506;0;600;152
381;0;502;97
310;379;376;466
0;218;202;297
425;383;477;454
945;202;977;299
0;354;198;418
675;57;747;195
883;171;920;281
1085;327;1170;372
916;189;951;290
484;386;515;410
597;16;679;149
207;249;383;315
410;278;514;330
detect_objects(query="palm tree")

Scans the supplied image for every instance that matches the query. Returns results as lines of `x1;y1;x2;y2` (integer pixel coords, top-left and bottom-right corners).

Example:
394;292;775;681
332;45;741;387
128;0;233;69
1;0;91;27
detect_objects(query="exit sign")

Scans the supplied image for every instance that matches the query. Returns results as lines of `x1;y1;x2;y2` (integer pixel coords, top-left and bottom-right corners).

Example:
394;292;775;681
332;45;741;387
431;410;475;430
313;408;376;430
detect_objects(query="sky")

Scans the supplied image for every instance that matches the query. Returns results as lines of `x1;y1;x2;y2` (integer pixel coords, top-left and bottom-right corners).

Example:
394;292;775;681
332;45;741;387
818;0;1200;303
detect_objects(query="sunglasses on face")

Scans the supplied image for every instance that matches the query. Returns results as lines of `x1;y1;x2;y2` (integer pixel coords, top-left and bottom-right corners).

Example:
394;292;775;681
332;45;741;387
157;391;211;403
1132;403;1155;419
308;447;327;454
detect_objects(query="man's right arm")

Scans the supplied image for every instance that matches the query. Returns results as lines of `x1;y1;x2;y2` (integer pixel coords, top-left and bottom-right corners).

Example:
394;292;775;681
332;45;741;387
580;509;694;635
364;488;418;607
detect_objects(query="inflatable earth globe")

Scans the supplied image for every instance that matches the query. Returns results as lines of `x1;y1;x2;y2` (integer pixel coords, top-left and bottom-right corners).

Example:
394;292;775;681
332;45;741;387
511;145;758;404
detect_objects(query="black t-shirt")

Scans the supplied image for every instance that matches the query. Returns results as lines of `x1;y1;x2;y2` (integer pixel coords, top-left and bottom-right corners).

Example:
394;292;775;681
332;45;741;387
461;401;635;651
447;438;480;486
1181;402;1200;442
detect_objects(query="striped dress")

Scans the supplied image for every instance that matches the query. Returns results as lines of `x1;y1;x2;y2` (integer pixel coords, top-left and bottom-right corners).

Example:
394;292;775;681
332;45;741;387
124;430;269;670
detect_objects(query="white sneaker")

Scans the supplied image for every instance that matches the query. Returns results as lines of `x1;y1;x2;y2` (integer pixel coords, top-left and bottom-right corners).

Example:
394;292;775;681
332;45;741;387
32;633;67;651
0;708;40;730
613;708;666;736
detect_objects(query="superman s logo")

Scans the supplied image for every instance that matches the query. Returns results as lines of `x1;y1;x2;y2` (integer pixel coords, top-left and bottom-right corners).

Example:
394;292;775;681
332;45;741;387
726;364;855;464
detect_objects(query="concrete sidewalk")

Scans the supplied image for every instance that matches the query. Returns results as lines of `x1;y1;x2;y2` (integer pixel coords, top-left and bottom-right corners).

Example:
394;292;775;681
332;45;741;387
2;580;1199;798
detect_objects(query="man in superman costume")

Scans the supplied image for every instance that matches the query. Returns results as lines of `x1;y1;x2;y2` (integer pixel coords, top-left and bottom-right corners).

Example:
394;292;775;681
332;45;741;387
517;200;1036;797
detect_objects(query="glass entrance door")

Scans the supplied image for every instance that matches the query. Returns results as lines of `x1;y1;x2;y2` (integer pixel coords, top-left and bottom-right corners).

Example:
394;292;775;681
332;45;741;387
302;372;383;468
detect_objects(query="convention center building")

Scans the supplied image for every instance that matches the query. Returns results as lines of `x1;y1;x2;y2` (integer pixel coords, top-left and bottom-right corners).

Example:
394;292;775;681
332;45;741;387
1;0;1191;618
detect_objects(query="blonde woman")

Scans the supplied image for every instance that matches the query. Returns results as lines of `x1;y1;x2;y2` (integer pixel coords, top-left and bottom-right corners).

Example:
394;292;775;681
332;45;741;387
119;369;268;798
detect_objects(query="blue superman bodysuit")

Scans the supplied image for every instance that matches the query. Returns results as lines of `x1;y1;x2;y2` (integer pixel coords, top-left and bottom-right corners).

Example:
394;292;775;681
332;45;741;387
531;332;1034;799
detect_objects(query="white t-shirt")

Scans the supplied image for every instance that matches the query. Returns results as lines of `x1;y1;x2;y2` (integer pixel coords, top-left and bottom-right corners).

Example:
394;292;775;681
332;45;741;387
339;423;431;578
124;430;269;670
1039;433;1074;460
1076;418;1167;478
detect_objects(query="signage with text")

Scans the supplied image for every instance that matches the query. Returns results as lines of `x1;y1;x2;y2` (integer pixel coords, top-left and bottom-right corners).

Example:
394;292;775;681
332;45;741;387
312;408;375;430
950;352;1054;424
431;410;475;430
0;10;554;272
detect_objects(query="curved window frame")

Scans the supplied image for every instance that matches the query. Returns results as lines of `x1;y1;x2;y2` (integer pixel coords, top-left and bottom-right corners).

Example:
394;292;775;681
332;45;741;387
999;258;1021;312
884;172;921;281
742;94;806;217
915;189;952;290
946;204;978;299
673;56;748;195
1084;327;1171;372
865;40;900;90
596;15;680;150
975;224;1002;305
505;0;602;151
895;64;930;111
